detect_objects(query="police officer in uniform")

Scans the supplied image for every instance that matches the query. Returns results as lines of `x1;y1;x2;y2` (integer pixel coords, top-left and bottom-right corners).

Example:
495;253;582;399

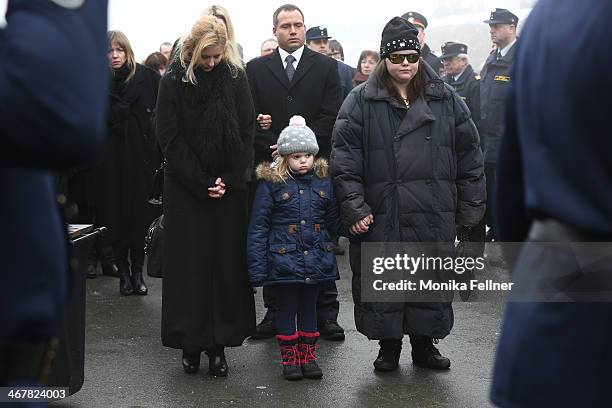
491;1;612;406
306;26;354;101
441;42;481;138
479;8;518;241
401;11;443;74
441;42;486;251
0;0;108;392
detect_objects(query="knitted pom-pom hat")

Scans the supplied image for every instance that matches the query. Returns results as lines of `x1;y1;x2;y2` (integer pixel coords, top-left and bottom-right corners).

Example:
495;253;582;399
277;115;319;156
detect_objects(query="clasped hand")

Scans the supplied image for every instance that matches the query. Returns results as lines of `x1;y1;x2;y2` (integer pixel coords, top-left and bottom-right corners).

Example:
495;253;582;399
350;214;374;235
208;177;226;199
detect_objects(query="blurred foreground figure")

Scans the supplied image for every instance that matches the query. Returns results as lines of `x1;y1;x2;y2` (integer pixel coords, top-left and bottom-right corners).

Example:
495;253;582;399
491;1;612;407
0;0;108;395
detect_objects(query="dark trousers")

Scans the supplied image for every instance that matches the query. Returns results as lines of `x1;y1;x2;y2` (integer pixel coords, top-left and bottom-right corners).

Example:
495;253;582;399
271;284;319;335
484;162;497;234
87;238;115;266
114;244;145;271
263;280;339;323
467;218;486;256
492;241;612;407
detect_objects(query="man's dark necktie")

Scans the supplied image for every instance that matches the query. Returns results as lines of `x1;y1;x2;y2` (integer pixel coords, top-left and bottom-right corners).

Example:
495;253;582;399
285;55;296;81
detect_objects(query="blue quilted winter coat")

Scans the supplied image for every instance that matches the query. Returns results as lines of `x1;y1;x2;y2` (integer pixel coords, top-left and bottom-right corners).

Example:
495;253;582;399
247;159;341;286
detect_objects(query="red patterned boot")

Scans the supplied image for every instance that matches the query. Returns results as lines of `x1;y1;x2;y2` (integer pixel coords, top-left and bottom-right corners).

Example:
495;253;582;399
298;331;323;379
276;333;303;380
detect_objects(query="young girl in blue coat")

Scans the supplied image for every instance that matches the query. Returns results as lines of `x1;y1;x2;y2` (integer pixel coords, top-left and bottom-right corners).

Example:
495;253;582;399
248;116;341;381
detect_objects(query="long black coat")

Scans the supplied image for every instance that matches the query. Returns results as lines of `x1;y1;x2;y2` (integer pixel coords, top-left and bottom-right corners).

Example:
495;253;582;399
157;62;256;351
444;64;483;150
479;45;516;164
96;63;161;247
331;65;485;340
246;46;342;161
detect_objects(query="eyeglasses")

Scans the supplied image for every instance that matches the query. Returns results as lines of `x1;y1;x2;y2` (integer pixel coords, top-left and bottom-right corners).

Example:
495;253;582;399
387;53;420;64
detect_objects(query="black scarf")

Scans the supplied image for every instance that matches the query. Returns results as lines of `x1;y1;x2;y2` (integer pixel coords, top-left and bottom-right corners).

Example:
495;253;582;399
176;62;243;174
110;63;132;97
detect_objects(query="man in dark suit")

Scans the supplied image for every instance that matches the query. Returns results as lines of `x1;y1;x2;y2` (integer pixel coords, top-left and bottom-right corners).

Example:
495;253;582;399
246;3;344;341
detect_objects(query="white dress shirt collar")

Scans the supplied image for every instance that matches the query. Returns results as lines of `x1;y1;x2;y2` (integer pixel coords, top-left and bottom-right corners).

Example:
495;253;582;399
278;45;304;68
454;66;468;82
499;39;517;58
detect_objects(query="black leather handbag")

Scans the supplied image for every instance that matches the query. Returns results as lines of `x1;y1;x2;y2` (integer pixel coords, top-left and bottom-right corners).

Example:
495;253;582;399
144;215;164;278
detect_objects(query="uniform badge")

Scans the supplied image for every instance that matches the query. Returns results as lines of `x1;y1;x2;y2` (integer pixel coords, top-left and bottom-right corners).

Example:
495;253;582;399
50;0;85;9
319;191;326;198
494;75;510;82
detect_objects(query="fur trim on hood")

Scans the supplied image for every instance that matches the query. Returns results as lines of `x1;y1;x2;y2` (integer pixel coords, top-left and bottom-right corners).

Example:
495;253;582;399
256;158;329;183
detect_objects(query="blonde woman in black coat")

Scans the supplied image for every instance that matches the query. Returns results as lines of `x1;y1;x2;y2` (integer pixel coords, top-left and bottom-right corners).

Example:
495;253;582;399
157;15;256;377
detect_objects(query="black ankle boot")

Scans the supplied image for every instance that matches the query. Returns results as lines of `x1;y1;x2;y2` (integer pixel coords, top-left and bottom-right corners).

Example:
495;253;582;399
206;346;228;377
119;265;133;296
131;266;148;295
373;339;402;372
410;336;451;370
182;350;200;374
251;312;275;339
100;244;120;277
318;319;345;341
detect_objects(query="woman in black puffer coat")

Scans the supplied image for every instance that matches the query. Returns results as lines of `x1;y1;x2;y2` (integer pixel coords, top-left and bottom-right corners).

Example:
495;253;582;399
331;17;485;372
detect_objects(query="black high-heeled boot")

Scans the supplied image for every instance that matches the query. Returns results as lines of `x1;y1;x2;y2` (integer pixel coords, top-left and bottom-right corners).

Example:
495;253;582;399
99;242;119;277
131;265;148;295
118;264;133;296
206;346;228;377
182;350;200;374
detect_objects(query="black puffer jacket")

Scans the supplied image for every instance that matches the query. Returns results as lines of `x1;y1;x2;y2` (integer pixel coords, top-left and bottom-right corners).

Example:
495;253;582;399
331;63;485;339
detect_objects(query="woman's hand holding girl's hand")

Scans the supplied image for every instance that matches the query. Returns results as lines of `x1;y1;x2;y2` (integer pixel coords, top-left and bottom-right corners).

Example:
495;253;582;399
350;214;374;235
208;177;226;199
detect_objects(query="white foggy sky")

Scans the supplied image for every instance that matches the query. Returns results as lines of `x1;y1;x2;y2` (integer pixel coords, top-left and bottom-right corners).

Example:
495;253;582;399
0;0;533;67
105;0;531;65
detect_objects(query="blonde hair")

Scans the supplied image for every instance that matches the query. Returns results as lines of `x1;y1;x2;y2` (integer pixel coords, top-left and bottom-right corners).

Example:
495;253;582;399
107;30;136;82
273;155;293;183
179;15;240;84
272;154;315;182
201;5;243;67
